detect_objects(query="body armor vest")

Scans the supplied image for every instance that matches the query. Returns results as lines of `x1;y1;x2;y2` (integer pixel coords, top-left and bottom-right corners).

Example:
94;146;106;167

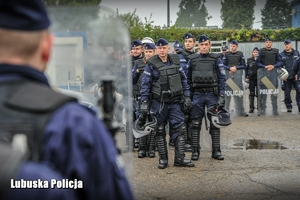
281;49;299;79
247;57;258;79
260;48;279;65
225;51;242;67
0;80;77;162
178;49;194;61
133;59;146;96
147;54;183;103
189;53;219;88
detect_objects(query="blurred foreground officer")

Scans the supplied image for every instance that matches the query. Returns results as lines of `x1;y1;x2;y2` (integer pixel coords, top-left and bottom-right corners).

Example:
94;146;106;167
280;40;300;112
187;34;226;160
245;47;259;113
132;43;157;158
0;1;134;200
140;38;194;169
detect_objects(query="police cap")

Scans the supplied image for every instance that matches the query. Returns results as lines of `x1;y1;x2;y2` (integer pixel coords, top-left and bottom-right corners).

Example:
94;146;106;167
221;45;228;51
144;43;156;50
184;33;194;40
173;41;184;50
0;0;51;31
156;38;168;46
230;40;238;45
198;34;209;43
284;39;291;45
265;37;272;42
131;40;143;48
252;47;259;52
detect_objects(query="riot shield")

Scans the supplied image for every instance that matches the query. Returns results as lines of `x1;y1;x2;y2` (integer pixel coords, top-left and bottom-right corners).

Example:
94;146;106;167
224;70;246;117
257;68;281;116
46;5;133;174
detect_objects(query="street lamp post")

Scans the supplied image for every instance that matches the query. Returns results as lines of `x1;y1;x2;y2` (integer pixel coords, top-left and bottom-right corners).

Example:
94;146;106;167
167;0;170;27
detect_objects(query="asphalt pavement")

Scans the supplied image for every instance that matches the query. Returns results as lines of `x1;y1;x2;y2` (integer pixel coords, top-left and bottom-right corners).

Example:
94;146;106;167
120;91;300;200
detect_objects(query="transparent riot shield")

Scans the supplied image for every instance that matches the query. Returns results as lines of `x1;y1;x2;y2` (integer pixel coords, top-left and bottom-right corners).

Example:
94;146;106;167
46;5;133;175
257;68;281;116
225;70;246;117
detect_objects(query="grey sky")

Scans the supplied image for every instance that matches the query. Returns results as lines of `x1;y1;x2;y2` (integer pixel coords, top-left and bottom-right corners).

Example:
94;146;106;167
101;0;269;29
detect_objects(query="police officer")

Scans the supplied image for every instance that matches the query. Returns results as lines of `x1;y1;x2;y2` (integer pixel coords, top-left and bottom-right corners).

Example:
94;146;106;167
293;56;300;113
173;41;184;54
256;37;283;115
0;1;134;199
187;34;226;161
140;38;194;169
222;40;248;117
219;45;229;60
132;43;157;158
245;47;259;113
280;39;300;112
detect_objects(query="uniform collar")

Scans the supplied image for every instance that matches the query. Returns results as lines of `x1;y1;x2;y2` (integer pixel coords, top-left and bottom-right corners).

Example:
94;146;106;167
0;63;50;86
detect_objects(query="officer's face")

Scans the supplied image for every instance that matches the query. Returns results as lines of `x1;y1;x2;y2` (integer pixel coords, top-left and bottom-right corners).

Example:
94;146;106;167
230;44;238;52
198;40;211;54
132;45;144;57
157;45;170;57
252;50;258;59
144;49;155;60
265;41;272;49
184;38;195;51
284;43;292;51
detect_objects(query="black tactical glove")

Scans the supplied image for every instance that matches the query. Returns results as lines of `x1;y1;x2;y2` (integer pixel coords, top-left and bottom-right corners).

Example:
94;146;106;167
217;95;225;110
137;101;149;129
183;96;192;113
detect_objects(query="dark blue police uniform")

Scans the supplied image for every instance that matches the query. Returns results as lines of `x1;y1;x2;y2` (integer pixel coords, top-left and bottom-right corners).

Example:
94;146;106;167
280;40;300;112
293;57;300;113
186;34;226;161
0;1;134;200
140;38;194;169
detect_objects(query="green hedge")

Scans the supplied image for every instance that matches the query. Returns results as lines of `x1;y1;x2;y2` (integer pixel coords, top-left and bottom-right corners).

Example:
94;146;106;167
130;26;300;43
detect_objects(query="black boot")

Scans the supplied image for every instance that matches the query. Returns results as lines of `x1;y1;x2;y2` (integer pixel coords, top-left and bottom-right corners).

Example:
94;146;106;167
174;135;194;167
249;94;255;113
211;128;224;160
138;136;147;158
182;125;192;152
156;135;168;169
148;132;156;158
190;119;201;160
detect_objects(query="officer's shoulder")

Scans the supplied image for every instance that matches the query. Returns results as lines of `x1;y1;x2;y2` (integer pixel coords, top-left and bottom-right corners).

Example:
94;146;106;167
272;48;279;52
147;54;159;63
209;52;219;59
188;53;199;60
247;57;253;61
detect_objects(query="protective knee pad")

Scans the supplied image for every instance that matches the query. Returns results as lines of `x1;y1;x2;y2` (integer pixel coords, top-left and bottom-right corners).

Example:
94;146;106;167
157;123;166;137
191;119;201;129
177;124;187;136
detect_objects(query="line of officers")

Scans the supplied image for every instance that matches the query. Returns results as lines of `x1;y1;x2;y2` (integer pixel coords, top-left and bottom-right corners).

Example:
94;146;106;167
124;33;300;169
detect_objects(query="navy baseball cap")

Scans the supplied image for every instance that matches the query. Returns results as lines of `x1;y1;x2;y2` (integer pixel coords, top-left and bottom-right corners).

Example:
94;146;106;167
156;38;168;46
230;40;238;45
184;33;194;39
284;39;291;45
221;45;228;51
198;34;209;43
0;0;51;31
173;41;184;50
265;37;272;42
131;40;143;48
252;47;259;52
144;43;156;50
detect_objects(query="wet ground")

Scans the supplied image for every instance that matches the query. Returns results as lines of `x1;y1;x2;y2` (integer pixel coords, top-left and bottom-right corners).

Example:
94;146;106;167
119;91;300;200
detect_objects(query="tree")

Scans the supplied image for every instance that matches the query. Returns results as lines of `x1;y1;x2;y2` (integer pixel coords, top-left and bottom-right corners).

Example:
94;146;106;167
220;0;255;29
175;0;212;27
261;0;291;29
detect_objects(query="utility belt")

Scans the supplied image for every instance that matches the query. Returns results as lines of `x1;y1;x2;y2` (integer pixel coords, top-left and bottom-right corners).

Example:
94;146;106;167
193;87;214;93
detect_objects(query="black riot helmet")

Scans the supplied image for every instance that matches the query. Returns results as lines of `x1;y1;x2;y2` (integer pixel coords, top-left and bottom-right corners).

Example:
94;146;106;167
207;105;232;129
133;114;157;138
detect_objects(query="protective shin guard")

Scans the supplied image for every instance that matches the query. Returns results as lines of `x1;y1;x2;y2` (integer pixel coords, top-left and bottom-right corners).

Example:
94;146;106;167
148;132;156;158
190;119;201;160
249;94;255;112
210;128;224;160
138;136;147;158
174;135;194;167
156;135;168;169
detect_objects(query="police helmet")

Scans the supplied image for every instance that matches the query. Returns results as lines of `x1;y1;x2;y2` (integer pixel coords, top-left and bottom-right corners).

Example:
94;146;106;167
141;37;154;44
278;67;289;80
132;114;157;138
207;105;232;129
